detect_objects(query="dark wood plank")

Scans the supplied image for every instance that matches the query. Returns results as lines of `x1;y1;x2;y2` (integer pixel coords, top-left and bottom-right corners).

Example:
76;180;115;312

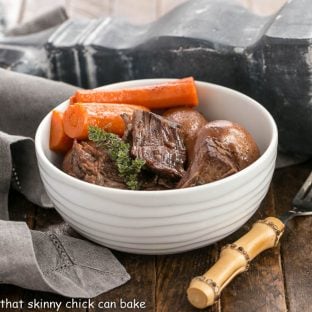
19;290;89;312
0;284;24;312
273;160;312;312
221;187;287;312
155;186;287;312
34;207;81;238
156;245;221;312
8;189;36;226
90;252;156;312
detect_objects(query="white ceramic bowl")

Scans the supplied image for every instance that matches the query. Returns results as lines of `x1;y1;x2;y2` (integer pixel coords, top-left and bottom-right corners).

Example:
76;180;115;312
35;79;278;255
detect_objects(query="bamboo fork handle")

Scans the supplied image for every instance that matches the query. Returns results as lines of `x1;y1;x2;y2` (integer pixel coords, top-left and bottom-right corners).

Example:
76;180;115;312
187;217;285;309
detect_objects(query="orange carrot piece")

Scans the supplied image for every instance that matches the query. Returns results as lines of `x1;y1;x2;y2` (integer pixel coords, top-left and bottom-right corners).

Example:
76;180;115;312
71;77;198;109
63;103;150;139
49;111;73;153
69;95;76;105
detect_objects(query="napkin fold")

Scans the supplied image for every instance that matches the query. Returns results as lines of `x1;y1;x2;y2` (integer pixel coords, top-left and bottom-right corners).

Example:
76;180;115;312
0;133;52;220
0;67;76;219
0;68;130;296
0;221;130;297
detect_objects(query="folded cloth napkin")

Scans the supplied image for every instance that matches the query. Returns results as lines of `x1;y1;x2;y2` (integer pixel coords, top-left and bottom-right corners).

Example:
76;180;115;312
0;68;130;296
0;221;129;297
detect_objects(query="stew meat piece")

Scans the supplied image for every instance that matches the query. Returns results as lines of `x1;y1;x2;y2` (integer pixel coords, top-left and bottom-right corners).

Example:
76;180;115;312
129;110;187;179
178;120;260;188
62;139;176;190
62;140;127;189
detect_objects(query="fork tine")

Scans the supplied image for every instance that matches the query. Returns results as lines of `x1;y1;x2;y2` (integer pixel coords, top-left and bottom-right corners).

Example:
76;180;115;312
293;171;312;207
305;185;312;201
302;172;312;201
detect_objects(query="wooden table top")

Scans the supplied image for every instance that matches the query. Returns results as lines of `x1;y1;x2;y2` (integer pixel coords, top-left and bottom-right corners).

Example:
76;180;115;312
1;159;312;312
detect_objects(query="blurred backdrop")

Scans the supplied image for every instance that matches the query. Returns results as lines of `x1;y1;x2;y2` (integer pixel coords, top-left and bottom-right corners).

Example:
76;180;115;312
2;0;287;29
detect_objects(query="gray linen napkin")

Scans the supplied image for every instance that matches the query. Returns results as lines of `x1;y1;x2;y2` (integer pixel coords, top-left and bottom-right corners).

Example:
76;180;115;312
0;221;129;297
0;68;130;296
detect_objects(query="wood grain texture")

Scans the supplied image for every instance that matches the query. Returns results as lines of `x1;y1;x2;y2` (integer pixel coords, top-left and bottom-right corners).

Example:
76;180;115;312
221;188;287;312
273;160;312;312
90;252;156;312
34;206;81;238
0;284;24;312
156;246;221;312
18;290;86;312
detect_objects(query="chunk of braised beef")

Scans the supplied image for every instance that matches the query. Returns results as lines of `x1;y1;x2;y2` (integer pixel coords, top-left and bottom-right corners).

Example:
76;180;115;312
178;121;260;188
177;136;238;188
139;170;177;190
62;140;127;189
129;110;187;179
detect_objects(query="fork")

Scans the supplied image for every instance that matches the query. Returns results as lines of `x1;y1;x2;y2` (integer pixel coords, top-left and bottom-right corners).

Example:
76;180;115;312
187;171;312;309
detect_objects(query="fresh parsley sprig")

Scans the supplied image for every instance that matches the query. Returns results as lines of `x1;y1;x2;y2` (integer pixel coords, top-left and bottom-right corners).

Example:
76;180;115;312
88;126;145;190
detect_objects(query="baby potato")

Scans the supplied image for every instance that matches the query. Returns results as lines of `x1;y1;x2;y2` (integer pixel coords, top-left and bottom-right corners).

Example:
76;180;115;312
163;107;207;157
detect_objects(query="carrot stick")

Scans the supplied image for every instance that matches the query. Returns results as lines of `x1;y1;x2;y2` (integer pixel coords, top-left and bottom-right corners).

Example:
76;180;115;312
49;111;73;153
71;77;198;109
63;103;150;139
